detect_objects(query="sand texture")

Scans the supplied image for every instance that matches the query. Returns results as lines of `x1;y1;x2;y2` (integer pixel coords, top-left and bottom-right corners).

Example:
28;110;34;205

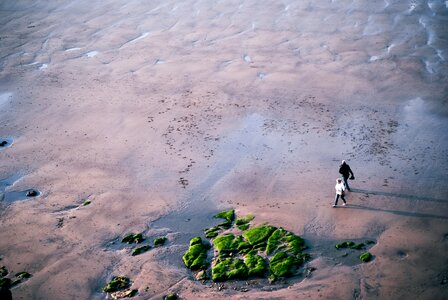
1;0;447;299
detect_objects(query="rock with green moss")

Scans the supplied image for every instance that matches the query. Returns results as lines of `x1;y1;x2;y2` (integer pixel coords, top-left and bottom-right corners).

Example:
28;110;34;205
14;272;31;280
335;241;355;249
243;225;277;246
237;224;250;231
164;293;179;300
244;253;267;277
183;237;210;270
350;243;365;250
0;277;11;289
213;234;241;255
269;252;298;278
205;226;220;239
266;227;305;255
154;237;168;246
359;252;373;262
214;210;234;223
132;245;151;256
103;276;131;293
122;233;144;244
235;214;255;231
212;257;248;281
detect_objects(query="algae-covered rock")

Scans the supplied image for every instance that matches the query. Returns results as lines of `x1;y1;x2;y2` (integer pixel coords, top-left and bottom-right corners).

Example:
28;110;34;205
164;293;179;300
205;226;220;239
243;225;277;246
335;241;355;249
235;214;255;226
236;214;255;230
212;257;248;281
269;252;298;278
214;210;234;223
122;233;144;244
183;237;210;270
359;252;372;262
244;253;267;277
266;227;305;255
154;237;167;246
350;243;365;250
213;234;241;255
103;276;131;293
14;272;31;280
0;266;8;277
237;224;250;231
131;245;151;256
0;277;11;289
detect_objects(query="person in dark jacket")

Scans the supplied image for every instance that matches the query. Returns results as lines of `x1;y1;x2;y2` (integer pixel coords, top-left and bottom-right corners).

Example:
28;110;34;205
339;160;354;191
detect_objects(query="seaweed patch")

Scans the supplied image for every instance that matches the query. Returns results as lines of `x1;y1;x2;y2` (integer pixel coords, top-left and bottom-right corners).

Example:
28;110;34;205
183;210;310;282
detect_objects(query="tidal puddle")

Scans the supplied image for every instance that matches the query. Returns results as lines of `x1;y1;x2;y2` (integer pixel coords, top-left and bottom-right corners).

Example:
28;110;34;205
0;175;40;204
0;137;13;149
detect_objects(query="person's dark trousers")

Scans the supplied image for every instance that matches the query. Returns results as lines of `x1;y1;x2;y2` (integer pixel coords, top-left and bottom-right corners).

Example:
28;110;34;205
334;194;346;205
342;176;351;191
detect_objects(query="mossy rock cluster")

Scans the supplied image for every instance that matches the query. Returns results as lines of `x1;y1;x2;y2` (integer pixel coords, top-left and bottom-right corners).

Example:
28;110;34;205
335;240;375;263
183;210;310;282
121;233;169;256
0;266;31;291
103;275;137;298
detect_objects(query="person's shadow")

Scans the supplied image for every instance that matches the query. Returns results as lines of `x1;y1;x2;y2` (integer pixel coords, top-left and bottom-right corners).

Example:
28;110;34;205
346;188;448;219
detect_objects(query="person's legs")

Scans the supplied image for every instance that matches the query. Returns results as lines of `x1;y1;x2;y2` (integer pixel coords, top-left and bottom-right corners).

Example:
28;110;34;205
334;194;340;206
343;176;350;191
341;194;347;205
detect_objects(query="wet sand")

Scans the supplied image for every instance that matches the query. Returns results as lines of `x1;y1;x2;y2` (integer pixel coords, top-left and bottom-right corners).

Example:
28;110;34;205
1;0;448;299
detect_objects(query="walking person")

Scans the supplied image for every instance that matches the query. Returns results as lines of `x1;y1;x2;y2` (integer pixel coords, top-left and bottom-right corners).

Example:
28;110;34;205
339;160;355;191
333;178;347;207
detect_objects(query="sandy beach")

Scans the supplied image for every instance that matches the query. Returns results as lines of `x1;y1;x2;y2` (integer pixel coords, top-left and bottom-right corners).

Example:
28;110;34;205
1;0;448;299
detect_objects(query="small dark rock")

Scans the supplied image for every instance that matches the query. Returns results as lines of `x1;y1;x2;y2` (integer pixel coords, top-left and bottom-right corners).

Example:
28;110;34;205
26;190;39;197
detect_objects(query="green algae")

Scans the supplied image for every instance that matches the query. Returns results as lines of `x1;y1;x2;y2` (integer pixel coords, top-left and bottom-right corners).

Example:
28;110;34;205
14;272;31;280
122;233;144;244
350;243;365;250
214;210;234;223
266;227;305;255
335;241;355;249
212;257;248;281
205;226;220;239
213;234;242;255
183;237;210;270
235;214;255;231
82;199;91;206
154;237;167;246
269;252;298;278
360;252;372;262
164;293;179;300
103;276;131;293
132;245;151;256
237;224;250;231
243;225;277;246
244;253;268;277
0;277;11;289
183;212;310;283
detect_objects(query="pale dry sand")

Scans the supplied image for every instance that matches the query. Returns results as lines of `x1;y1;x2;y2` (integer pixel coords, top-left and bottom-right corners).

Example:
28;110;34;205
1;0;447;299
